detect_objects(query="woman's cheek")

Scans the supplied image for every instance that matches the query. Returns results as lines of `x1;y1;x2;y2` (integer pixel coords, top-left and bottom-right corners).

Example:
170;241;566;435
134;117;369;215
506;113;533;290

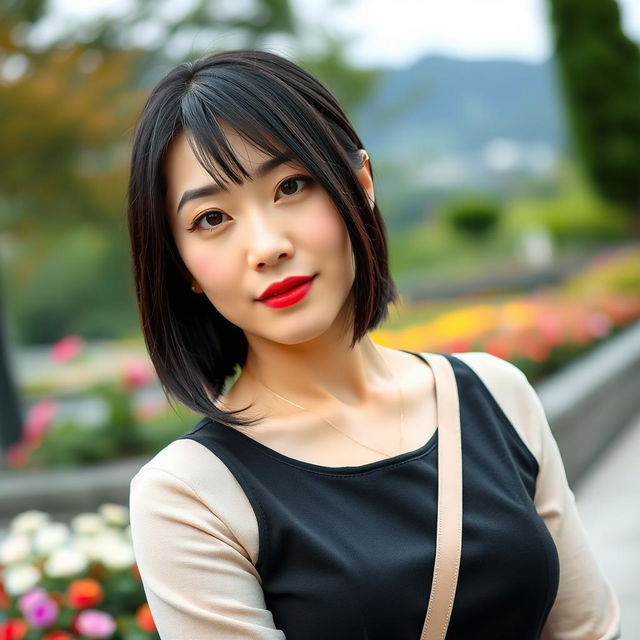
302;203;348;253
186;246;234;292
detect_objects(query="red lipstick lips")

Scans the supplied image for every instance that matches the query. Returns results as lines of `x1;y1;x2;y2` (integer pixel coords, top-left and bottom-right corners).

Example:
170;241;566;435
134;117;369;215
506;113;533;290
257;274;316;308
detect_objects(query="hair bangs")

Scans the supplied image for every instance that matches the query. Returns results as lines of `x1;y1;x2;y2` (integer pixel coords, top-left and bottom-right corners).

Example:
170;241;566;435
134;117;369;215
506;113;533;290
180;75;301;191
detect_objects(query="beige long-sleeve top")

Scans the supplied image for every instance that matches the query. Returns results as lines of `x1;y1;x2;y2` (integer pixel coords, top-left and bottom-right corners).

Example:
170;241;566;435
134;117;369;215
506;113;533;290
129;351;621;639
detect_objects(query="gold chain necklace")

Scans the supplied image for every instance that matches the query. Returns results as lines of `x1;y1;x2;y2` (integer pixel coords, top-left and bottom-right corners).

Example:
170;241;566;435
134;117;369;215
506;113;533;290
243;350;405;458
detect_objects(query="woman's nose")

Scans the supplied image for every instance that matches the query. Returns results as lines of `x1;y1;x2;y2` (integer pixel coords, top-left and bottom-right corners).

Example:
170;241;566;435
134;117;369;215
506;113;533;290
245;212;294;269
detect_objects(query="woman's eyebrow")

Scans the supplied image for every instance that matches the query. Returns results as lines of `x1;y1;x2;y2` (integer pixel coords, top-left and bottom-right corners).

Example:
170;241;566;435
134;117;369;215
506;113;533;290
176;151;295;215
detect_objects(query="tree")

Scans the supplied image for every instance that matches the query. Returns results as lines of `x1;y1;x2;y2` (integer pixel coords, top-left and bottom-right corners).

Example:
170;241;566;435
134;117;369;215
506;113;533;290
546;0;640;234
1;0;373;450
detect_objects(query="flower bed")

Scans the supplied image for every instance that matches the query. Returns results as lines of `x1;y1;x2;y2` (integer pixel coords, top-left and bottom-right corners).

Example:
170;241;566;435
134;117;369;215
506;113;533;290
0;506;157;640
373;245;640;382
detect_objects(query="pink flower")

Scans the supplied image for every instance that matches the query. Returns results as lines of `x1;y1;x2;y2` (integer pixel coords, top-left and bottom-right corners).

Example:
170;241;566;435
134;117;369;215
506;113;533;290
18;587;48;615
23;399;57;445
134;397;166;422
121;360;154;390
74;610;116;639
50;335;84;363
23;595;59;629
586;312;612;338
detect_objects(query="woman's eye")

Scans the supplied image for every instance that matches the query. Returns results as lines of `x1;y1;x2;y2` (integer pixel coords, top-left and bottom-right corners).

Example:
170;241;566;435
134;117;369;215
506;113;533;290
276;176;309;198
190;210;229;231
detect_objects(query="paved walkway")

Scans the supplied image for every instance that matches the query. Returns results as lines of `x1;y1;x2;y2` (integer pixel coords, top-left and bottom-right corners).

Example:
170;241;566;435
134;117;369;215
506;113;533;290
574;409;640;638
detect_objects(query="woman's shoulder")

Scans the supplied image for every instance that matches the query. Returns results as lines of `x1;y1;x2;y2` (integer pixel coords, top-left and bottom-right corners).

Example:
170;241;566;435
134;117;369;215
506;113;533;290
432;350;545;464
129;432;260;564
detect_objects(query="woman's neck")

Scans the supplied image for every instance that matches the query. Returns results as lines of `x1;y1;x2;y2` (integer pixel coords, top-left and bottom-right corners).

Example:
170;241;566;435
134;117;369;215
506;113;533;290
226;330;400;420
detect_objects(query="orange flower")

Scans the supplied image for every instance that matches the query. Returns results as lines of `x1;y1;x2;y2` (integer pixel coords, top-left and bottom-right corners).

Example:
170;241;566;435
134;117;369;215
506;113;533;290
66;578;104;609
135;603;157;632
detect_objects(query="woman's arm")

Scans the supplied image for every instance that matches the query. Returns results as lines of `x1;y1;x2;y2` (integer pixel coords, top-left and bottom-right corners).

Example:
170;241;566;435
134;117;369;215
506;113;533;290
452;352;621;640
129;441;286;640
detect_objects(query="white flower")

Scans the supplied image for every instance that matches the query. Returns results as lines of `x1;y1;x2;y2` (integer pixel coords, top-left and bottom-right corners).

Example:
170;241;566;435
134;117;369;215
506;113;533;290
33;522;71;555
0;533;32;566
98;503;129;527
103;541;135;571
72;535;105;562
3;563;41;595
70;513;106;535
43;545;89;578
10;510;50;535
94;533;135;570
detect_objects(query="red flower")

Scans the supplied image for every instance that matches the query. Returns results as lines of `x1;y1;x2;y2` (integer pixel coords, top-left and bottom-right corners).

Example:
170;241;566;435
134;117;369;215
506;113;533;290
447;336;473;353
0;619;28;640
67;579;104;609
42;632;74;640
135;603;157;632
0;580;9;609
4;442;31;469
483;337;511;361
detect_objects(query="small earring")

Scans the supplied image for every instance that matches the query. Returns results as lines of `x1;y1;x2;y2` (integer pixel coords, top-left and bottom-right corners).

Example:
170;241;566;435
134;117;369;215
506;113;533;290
191;283;200;294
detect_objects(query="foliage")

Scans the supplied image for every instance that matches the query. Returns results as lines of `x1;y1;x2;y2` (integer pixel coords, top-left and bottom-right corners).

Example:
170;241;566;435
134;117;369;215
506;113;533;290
547;0;640;215
441;193;502;239
5;337;195;470
508;190;629;247
7;382;195;471
0;506;158;639
7;228;138;344
388;161;632;277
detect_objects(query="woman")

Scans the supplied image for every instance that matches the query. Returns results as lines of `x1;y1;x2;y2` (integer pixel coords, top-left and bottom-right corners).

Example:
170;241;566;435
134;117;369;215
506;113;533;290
127;49;621;639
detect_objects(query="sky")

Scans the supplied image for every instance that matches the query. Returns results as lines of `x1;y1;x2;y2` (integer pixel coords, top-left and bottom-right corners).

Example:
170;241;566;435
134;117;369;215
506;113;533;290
294;0;640;67
46;0;640;69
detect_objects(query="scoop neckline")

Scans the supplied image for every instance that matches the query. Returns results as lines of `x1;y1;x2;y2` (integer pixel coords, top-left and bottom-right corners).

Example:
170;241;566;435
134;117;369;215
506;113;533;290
212;350;443;475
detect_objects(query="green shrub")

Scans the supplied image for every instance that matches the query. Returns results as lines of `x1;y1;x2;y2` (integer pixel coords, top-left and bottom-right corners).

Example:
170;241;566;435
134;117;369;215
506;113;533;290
442;194;502;239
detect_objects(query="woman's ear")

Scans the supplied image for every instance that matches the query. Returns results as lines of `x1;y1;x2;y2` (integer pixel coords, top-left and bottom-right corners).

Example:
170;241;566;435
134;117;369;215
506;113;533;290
357;149;375;209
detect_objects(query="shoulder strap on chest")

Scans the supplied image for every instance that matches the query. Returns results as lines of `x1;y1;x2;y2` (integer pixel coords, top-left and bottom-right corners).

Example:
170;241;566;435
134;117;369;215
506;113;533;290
419;352;463;640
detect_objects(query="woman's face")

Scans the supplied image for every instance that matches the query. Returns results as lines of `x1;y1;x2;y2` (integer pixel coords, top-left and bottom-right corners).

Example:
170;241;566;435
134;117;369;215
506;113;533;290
164;126;374;346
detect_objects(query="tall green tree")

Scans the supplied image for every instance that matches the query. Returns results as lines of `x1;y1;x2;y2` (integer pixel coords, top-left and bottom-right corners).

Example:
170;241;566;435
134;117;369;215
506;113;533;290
547;0;640;233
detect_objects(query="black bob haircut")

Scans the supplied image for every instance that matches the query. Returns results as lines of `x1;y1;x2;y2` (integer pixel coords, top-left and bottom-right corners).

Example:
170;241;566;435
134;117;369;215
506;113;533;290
127;49;399;428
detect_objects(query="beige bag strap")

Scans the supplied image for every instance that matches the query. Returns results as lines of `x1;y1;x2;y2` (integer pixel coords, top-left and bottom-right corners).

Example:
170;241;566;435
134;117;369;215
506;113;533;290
419;353;463;640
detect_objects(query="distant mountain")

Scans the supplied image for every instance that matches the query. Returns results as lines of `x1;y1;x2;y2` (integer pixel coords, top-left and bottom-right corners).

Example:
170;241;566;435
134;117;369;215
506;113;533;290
352;54;569;160
348;55;571;225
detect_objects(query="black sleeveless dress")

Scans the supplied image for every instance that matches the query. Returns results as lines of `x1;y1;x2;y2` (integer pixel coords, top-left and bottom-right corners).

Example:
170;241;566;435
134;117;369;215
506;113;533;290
177;352;560;640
